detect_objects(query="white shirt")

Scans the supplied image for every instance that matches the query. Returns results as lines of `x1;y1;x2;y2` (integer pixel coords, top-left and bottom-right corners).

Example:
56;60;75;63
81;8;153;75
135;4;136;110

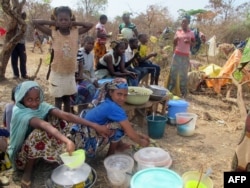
78;47;96;83
124;45;134;62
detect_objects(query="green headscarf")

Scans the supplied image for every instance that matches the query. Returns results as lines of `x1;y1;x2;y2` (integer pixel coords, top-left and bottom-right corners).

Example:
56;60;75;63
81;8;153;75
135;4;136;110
8;81;54;164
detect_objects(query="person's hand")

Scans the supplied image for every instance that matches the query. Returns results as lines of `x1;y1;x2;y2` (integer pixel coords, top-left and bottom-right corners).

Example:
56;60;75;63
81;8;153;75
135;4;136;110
95;124;112;138
138;134;150;147
66;139;75;156
128;72;137;79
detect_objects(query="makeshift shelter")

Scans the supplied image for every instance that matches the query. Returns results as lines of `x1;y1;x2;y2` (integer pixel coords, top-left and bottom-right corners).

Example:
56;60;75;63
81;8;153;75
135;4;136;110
201;49;242;93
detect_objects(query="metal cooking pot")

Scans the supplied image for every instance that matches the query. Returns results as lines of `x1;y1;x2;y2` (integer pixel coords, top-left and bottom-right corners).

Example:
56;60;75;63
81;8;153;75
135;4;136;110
50;163;96;188
148;85;168;96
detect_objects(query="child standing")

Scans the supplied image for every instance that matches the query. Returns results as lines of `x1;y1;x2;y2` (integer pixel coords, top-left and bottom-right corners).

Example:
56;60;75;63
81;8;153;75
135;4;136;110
93;15;110;69
137;33;161;85
71;36;98;107
119;13;138;40
33;6;93;112
31;28;43;53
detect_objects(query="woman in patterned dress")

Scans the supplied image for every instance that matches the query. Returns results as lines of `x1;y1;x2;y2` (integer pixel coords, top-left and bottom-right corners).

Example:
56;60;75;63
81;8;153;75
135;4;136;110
7;81;111;188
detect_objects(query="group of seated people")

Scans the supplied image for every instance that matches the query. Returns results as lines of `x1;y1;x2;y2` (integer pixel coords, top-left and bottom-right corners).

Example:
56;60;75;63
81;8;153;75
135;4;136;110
71;34;160;109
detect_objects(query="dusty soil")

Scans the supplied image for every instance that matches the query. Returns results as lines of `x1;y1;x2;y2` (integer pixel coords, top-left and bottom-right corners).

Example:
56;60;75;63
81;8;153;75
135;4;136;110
0;43;245;188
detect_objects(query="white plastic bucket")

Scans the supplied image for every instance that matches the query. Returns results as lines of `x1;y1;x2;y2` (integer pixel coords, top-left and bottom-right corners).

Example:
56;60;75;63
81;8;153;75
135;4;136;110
175;113;197;136
104;154;134;187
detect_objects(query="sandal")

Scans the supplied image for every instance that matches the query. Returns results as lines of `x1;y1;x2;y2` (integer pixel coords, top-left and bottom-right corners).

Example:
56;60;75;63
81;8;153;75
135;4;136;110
21;179;31;188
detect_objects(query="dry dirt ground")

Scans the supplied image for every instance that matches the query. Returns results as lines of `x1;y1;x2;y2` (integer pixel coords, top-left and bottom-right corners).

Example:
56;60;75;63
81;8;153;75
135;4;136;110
0;43;245;188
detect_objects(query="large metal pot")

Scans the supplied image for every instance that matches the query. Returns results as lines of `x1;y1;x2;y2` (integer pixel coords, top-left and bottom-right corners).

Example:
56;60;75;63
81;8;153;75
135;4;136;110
49;163;96;188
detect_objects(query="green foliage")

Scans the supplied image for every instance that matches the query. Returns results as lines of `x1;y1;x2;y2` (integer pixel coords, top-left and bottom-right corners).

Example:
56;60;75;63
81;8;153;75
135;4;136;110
178;9;207;16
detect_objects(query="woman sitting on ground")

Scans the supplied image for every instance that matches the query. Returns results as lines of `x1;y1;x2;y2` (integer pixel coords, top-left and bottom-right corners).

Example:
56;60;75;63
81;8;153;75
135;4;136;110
95;40;139;86
72;78;150;157
7;81;111;188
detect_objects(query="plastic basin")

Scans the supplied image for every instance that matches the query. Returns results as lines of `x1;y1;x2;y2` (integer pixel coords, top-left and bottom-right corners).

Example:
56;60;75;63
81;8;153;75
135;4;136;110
134;147;172;171
131;167;183;188
104;154;134;187
182;171;213;188
126;86;153;105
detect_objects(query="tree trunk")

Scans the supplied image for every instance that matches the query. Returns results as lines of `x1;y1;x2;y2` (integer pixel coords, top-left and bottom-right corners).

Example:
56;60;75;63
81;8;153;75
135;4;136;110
0;0;26;80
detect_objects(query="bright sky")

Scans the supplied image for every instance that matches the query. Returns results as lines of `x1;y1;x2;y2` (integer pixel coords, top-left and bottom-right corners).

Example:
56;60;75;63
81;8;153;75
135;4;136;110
50;0;248;20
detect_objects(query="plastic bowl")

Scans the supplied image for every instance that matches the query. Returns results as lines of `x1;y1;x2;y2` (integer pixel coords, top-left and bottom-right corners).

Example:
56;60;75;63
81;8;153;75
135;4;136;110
60;149;85;169
134;147;172;171
182;171;213;188
126;86;153;105
131;168;183;188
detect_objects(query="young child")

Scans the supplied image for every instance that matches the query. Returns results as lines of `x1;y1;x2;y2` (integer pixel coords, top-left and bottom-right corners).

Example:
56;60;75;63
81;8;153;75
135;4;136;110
137;33;161;85
96;40;138;86
72;78;150;157
71;36;98;107
32;6;93;112
2;86;16;132
93;14;111;69
7;81;111;187
31;28;43;53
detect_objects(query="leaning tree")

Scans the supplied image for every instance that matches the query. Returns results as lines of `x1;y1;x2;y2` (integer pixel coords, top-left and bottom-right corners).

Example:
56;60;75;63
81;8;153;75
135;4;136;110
0;0;27;80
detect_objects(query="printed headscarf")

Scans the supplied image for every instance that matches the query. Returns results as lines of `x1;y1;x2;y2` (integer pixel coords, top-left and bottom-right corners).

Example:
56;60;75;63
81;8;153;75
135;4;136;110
92;78;128;106
8;81;54;165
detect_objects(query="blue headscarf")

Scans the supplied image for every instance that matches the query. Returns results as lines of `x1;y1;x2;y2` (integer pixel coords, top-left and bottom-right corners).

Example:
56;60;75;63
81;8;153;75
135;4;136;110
8;81;54;164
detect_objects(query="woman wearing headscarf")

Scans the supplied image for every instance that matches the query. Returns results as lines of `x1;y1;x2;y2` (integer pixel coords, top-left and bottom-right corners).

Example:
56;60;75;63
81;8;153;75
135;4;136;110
72;78;150;157
167;14;195;97
7;81;111;188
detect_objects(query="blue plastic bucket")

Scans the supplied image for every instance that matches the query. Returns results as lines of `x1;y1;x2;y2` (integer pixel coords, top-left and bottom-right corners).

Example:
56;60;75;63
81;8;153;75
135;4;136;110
167;100;189;119
147;115;167;139
130;167;183;188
